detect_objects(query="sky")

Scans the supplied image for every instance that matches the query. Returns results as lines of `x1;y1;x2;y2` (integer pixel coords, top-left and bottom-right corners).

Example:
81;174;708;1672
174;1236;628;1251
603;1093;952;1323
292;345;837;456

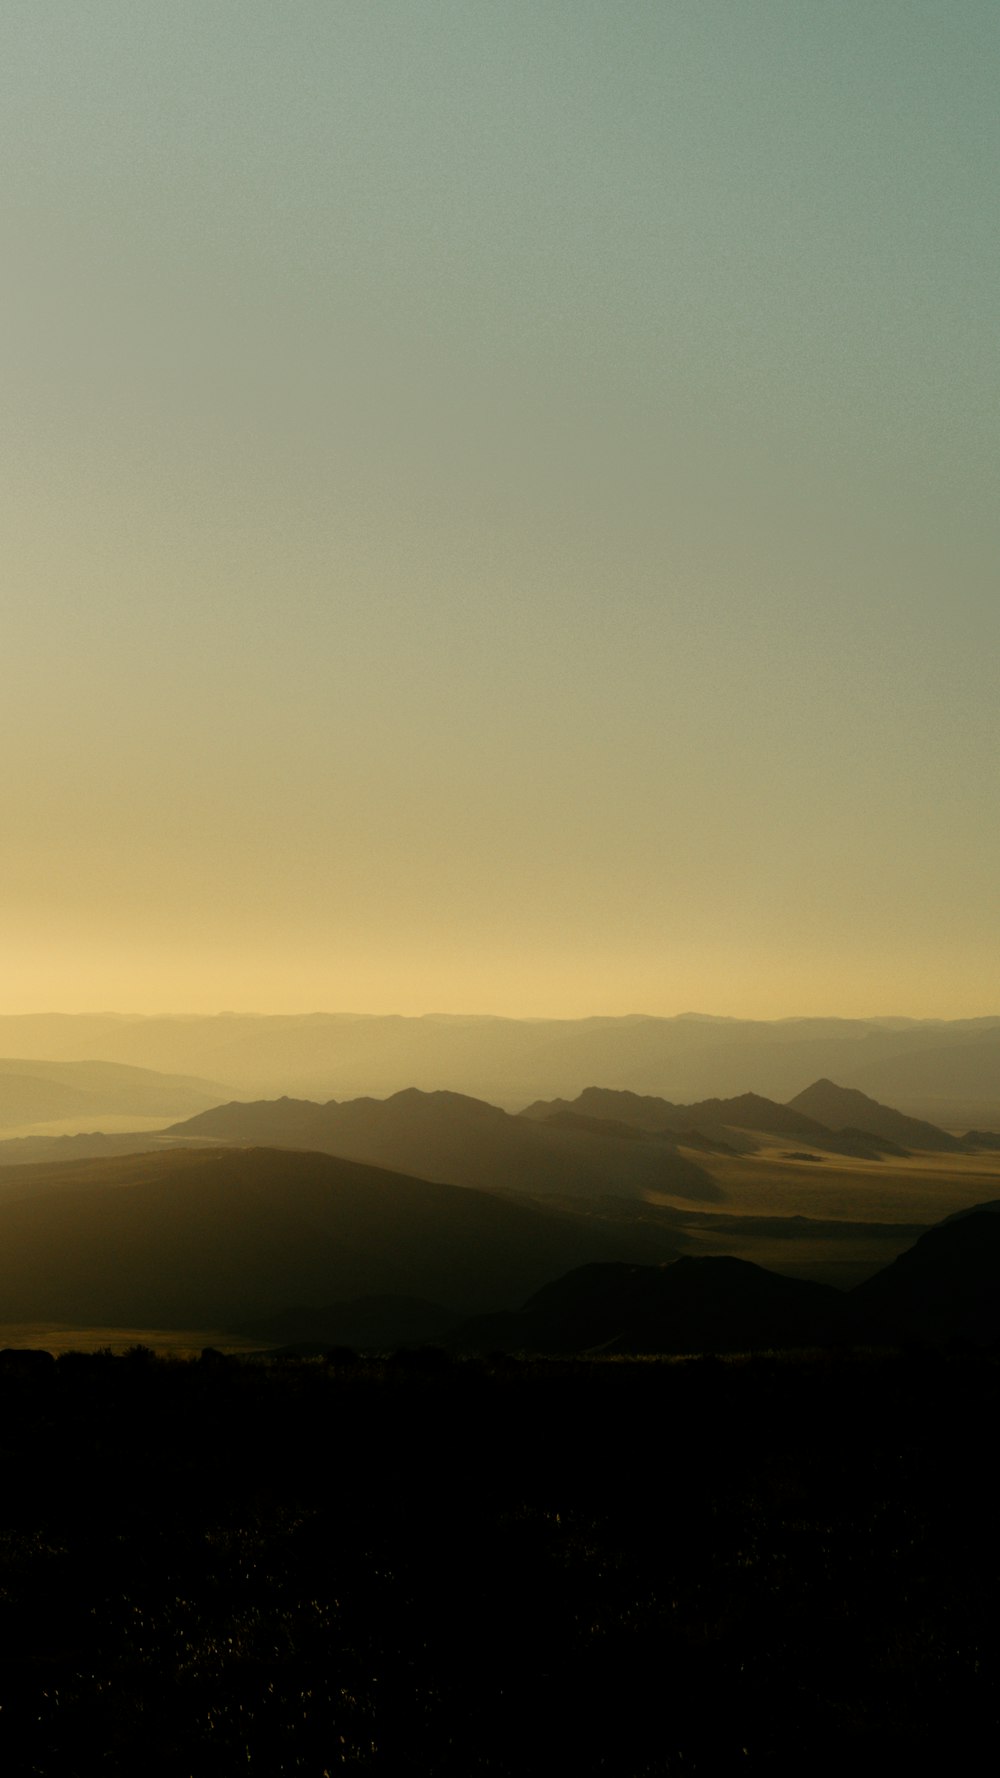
2;1;998;1019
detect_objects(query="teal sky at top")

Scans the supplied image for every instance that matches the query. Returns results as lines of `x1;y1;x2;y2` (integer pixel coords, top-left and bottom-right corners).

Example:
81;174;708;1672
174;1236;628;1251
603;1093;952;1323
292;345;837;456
2;2;998;1015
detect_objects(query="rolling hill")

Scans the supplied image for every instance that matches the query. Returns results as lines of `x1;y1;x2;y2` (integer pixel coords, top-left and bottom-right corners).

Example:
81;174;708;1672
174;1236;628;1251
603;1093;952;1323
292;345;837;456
0;1057;226;1129
0;1135;993;1351
854;1202;1000;1345
450;1255;870;1356
0;1145;683;1326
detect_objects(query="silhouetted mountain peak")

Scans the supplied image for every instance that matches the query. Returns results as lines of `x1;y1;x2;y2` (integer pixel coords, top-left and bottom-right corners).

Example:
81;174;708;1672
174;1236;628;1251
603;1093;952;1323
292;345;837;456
788;1080;958;1150
678;1093;829;1137
381;1088;511;1121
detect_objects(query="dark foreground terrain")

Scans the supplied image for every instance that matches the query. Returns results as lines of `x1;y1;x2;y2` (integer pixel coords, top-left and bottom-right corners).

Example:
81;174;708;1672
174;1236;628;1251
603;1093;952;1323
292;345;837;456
0;1347;997;1775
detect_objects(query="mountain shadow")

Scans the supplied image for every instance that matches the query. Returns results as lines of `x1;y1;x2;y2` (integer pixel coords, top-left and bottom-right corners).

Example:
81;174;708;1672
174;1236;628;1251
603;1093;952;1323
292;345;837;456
450;1255;872;1356
853;1202;1000;1345
0;1146;684;1328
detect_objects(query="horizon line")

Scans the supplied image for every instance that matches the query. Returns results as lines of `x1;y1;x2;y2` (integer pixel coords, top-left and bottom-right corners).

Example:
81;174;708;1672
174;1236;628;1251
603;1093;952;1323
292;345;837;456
3;1008;1000;1026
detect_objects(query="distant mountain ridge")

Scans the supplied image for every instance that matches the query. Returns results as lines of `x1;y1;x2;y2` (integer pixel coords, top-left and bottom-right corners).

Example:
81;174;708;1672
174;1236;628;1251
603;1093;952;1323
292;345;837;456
172;1078;913;1164
0;1056;226;1129
520;1082;967;1152
787;1079;960;1151
167;1087;720;1203
519;1084;829;1137
3;1012;1000;1124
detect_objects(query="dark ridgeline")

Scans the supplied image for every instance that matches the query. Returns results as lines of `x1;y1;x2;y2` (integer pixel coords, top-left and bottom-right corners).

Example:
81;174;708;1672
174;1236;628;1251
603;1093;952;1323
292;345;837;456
247;1193;1000;1358
5;1073;999;1182
450;1254;875;1356
855;1203;1000;1346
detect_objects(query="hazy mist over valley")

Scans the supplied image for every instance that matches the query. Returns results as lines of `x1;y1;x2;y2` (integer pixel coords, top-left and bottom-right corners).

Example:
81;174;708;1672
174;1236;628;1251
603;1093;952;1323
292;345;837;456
3;1009;1000;1125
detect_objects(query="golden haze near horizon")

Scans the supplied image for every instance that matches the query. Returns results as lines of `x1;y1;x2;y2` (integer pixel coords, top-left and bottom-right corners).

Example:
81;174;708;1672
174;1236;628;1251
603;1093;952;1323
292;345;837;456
4;5;998;1023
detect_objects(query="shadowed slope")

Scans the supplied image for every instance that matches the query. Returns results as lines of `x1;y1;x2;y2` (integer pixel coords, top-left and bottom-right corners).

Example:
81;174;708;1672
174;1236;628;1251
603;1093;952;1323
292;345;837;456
452;1255;869;1356
0;1146;682;1327
854;1203;1000;1345
168;1088;719;1202
787;1079;959;1150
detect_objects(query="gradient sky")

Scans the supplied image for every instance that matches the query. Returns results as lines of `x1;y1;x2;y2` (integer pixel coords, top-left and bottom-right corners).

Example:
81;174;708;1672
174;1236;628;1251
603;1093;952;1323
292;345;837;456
3;2;998;1018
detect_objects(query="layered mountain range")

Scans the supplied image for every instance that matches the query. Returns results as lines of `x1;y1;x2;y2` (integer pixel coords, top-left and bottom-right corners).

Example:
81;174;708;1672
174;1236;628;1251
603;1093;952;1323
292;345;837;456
0;1137;992;1353
162;1078;997;1192
0;1059;995;1357
2;1012;1000;1125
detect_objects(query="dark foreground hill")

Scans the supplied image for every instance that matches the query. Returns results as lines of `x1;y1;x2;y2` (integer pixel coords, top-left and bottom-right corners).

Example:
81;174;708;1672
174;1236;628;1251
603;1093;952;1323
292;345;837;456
452;1255;871;1356
167;1087;719;1201
855;1203;1000;1345
457;1197;1000;1358
0;1146;685;1327
0;1141;993;1358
